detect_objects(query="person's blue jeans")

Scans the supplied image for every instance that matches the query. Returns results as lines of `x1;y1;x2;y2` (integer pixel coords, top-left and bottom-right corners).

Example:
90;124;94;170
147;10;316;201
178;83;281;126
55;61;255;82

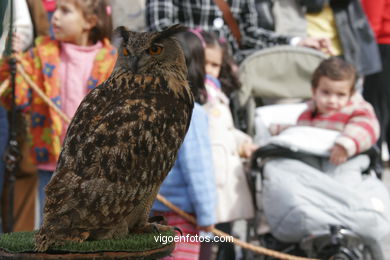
37;169;54;225
0;106;9;197
0;106;9;233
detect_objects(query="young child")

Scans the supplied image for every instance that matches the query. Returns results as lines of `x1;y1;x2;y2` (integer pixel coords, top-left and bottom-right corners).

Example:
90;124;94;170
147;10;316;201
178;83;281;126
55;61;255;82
201;31;257;157
297;57;380;165
198;30;256;260
151;31;216;260
261;57;387;260
202;31;241;100
0;0;117;222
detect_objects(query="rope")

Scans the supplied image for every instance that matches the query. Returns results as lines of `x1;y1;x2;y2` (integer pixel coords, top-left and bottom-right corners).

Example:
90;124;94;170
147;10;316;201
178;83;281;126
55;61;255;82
0;78;9;97
16;64;72;124
6;62;318;260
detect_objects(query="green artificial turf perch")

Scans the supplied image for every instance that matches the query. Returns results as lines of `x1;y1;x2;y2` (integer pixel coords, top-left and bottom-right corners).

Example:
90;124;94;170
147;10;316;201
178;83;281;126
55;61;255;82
0;230;175;259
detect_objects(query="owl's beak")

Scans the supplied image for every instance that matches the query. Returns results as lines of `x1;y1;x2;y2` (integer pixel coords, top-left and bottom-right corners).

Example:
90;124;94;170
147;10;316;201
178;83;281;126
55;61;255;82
129;55;139;73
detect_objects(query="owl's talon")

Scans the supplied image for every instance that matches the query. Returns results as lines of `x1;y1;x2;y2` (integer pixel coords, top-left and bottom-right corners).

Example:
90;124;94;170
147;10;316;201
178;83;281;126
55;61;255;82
148;215;167;225
173;226;183;236
152;223;160;233
132;222;172;234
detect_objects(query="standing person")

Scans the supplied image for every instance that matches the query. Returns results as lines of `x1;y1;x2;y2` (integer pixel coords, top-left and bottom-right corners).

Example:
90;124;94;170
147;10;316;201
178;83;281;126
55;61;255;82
0;0;117;223
361;0;390;158
0;0;34;56
198;30;256;260
274;0;381;77
1;0;37;232
152;31;216;260
302;0;381;77
145;0;332;63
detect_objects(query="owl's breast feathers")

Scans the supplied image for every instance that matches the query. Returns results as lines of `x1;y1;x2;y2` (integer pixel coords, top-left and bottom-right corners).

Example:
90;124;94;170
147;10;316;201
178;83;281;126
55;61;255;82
58;69;193;179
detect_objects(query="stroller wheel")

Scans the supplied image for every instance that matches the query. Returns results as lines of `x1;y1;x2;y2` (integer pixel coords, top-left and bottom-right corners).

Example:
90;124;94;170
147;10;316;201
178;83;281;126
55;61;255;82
319;245;356;260
361;246;374;260
302;225;374;260
328;254;351;260
255;233;305;259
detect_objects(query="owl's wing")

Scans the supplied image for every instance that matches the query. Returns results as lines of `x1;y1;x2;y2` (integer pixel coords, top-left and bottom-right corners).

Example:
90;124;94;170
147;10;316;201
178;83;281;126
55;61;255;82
44;166;148;226
61;77;122;139
56;75;193;182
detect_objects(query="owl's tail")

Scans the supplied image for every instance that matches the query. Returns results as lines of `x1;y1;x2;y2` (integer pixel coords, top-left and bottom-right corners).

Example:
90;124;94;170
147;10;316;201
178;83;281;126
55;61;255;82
35;226;90;252
34;230;53;252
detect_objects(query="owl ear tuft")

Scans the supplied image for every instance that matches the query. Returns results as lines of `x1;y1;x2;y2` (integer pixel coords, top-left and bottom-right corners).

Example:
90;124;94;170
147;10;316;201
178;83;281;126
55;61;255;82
154;24;187;42
114;26;130;42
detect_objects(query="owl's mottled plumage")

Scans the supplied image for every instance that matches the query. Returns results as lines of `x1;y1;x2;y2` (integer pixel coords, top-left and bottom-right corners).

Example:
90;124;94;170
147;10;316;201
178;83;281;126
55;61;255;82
35;25;193;251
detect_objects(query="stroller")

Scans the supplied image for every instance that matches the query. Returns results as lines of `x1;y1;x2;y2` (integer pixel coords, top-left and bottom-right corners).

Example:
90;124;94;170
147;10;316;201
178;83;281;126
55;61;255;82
235;46;390;260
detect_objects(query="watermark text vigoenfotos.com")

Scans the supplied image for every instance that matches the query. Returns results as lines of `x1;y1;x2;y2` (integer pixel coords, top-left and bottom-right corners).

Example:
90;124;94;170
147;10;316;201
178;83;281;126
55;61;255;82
154;233;234;245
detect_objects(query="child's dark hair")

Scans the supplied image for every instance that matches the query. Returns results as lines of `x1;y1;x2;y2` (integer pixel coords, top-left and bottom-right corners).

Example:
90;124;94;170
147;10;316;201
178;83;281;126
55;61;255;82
174;31;208;104
201;31;241;97
219;40;241;97
72;0;113;44
311;57;357;92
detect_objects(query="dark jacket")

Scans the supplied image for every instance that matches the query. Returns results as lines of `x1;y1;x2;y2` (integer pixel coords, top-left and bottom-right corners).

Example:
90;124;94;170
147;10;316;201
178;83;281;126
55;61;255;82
301;0;382;76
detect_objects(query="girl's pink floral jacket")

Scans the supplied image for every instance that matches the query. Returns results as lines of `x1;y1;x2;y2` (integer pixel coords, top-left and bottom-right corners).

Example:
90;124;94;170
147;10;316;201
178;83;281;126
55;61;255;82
0;36;117;165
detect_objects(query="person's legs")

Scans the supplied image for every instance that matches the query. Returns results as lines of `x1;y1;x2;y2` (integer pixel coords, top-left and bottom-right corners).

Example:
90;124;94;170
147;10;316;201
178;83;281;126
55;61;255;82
0;106;9;233
37;169;53;224
153;211;201;260
363;44;390;156
199;238;214;260
0;106;9;199
378;45;390;153
215;222;235;260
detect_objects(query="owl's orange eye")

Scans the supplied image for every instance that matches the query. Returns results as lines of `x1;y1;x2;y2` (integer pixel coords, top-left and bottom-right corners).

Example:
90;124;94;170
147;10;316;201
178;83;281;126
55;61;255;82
123;48;129;56
148;45;163;55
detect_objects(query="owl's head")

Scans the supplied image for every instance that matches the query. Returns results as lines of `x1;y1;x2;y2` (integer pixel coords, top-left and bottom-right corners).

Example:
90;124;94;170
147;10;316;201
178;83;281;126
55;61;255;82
114;25;187;76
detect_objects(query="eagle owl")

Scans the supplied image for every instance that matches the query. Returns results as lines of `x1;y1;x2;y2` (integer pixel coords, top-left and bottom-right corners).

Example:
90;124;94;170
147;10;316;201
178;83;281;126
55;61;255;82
35;25;194;251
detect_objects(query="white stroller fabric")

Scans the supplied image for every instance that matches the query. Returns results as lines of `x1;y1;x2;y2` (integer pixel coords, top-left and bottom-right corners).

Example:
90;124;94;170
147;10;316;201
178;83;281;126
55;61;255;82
254;102;307;146
262;128;390;259
255;103;308;128
267;126;340;157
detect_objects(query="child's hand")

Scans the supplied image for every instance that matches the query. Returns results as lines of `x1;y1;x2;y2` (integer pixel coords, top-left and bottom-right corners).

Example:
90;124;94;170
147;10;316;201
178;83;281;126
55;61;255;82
239;142;258;159
12;32;24;53
330;144;348;165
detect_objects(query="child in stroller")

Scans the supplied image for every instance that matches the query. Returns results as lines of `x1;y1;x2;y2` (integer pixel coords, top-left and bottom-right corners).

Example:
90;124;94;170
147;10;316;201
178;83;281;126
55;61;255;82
240;55;390;259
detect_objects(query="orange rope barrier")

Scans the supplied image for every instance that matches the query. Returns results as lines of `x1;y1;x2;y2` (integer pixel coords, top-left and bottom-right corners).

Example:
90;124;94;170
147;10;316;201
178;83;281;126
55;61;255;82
0;79;10;97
